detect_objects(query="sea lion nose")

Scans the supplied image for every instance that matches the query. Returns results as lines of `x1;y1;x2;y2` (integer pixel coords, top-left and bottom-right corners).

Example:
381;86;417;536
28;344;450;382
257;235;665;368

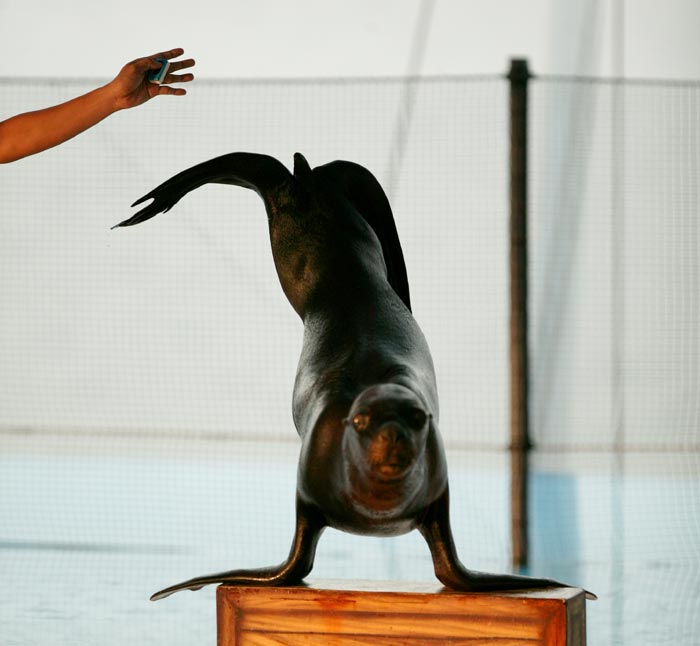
378;423;405;446
379;426;397;444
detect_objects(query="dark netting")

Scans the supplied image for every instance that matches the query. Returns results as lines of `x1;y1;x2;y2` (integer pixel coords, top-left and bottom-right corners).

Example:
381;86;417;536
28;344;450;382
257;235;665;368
528;76;700;646
530;77;700;452
1;74;698;645
0;76;508;448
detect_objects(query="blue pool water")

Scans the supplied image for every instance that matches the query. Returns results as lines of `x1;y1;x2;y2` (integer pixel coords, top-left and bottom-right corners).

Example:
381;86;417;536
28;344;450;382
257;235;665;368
1;434;698;645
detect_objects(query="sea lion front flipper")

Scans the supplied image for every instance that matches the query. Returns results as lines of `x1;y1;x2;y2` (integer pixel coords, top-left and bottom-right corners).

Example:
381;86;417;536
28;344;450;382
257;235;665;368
113;152;292;228
151;496;326;601
418;488;597;600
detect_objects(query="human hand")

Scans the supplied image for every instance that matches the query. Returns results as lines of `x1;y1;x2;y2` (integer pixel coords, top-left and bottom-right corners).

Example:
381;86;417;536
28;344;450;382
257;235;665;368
108;48;195;110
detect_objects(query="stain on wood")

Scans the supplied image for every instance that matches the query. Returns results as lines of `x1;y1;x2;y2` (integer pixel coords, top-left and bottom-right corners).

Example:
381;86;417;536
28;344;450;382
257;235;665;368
217;579;586;645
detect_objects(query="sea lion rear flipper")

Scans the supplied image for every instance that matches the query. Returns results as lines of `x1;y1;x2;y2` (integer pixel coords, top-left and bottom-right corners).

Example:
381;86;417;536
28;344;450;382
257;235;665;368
319;160;411;311
151;497;326;601
418;488;597;600
113;152;292;228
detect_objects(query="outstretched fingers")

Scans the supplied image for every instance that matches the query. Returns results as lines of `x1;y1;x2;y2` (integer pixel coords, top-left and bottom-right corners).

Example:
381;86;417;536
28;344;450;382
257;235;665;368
150;48;195;88
150;47;187;62
154;84;189;97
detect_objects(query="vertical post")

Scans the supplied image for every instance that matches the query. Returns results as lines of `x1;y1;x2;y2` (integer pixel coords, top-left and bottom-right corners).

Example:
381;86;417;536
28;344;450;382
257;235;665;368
508;58;531;570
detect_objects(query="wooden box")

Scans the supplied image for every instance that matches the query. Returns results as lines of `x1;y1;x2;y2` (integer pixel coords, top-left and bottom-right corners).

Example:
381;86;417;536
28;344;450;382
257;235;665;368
217;579;586;645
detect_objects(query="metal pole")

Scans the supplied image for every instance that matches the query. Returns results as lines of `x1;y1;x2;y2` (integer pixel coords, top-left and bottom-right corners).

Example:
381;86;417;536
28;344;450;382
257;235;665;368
508;58;531;570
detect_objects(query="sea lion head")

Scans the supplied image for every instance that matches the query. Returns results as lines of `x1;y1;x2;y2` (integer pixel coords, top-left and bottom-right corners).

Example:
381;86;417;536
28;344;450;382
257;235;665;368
343;383;431;484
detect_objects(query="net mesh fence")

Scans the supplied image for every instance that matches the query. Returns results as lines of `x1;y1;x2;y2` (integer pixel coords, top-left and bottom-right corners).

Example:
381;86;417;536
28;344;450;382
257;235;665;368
530;77;700;452
0;76;510;448
1;73;698;645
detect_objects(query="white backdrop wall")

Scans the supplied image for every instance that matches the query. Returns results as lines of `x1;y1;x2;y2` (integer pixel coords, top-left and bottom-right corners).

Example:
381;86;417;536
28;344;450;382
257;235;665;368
1;0;699;81
0;76;510;448
2;74;698;450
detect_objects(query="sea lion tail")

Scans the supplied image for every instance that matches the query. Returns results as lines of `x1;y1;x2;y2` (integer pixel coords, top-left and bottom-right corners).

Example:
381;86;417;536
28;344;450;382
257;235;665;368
113;152;292;228
318;160;412;311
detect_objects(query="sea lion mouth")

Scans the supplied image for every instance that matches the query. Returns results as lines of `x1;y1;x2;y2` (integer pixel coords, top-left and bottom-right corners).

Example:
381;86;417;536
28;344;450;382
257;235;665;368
379;465;404;478
373;457;414;482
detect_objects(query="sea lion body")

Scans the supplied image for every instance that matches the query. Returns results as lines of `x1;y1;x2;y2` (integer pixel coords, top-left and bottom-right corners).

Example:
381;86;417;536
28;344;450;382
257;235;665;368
115;152;593;601
286;166;443;535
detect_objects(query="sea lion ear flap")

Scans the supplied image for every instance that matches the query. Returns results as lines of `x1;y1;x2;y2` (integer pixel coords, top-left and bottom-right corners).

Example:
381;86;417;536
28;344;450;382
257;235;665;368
293;153;315;194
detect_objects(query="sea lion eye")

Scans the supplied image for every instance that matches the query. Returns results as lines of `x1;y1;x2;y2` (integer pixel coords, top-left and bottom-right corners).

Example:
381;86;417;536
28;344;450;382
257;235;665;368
352;413;370;432
406;408;427;429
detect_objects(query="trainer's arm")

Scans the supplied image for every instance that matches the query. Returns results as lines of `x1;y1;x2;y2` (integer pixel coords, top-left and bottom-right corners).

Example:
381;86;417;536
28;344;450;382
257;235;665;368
0;47;195;164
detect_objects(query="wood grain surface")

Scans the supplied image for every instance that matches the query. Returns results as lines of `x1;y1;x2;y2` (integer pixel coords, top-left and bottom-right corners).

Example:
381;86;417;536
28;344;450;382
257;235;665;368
217;580;586;646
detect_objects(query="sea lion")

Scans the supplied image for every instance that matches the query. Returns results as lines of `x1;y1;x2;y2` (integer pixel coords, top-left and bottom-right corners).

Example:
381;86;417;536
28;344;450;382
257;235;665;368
114;152;594;601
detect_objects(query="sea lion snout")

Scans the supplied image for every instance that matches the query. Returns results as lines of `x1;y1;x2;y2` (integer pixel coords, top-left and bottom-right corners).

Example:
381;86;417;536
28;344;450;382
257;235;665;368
370;422;416;478
344;383;430;481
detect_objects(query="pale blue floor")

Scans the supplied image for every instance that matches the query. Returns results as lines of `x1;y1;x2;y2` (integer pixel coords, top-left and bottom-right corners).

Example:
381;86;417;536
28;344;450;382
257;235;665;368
1;436;698;645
